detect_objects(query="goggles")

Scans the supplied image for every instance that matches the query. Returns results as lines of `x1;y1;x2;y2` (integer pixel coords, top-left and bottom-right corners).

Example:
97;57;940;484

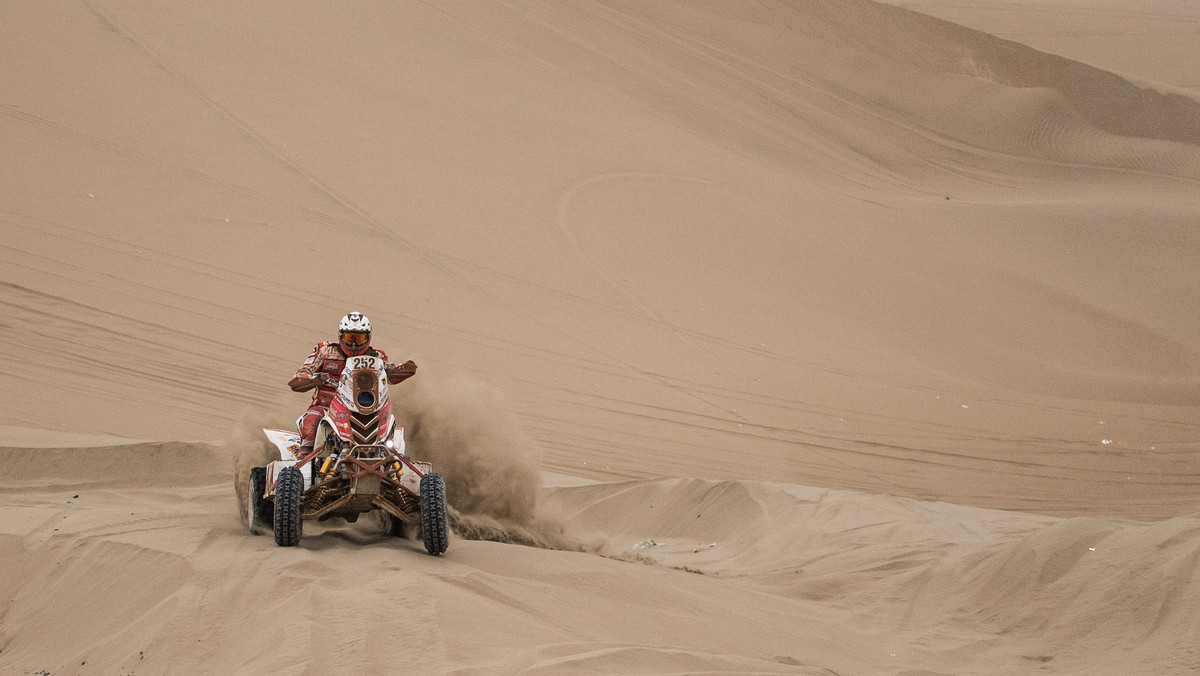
341;331;369;346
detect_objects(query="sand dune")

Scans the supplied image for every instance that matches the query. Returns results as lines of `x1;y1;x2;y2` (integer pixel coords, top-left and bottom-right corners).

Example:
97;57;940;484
3;0;1199;673
882;0;1200;93
2;439;1198;674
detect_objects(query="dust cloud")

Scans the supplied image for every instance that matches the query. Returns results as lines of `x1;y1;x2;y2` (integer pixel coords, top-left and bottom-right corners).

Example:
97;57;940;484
229;402;295;522
390;373;542;523
390;373;584;550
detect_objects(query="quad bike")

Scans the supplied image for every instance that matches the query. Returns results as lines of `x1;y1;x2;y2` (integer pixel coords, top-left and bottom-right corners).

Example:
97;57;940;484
247;353;449;554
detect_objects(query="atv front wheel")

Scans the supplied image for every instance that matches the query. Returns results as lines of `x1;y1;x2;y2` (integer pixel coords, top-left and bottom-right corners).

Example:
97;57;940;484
419;473;449;555
247;466;272;535
273;466;303;547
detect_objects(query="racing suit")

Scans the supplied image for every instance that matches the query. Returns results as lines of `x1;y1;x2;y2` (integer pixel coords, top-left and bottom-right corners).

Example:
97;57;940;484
288;342;417;449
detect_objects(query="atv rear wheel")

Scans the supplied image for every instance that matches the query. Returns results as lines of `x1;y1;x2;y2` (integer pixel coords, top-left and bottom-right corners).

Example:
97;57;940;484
273;466;304;547
247;466;272;535
419;473;449;555
387;513;410;538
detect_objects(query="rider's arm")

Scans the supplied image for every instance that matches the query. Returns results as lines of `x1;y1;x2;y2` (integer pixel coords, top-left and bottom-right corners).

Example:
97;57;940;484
385;359;418;384
371;348;417;384
289;344;324;392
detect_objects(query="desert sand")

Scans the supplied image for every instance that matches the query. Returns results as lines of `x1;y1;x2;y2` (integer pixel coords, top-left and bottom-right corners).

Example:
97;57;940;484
2;1;1198;674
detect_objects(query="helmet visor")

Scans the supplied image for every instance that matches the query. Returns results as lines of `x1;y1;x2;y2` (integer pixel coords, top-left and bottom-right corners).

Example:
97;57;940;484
341;331;369;346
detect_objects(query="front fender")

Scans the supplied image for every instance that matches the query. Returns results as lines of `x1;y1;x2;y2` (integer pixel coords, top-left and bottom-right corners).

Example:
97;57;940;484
263;428;302;461
265;459;312;494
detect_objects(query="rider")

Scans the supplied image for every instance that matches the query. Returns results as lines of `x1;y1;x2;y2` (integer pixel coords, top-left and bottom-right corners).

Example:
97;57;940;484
288;311;418;453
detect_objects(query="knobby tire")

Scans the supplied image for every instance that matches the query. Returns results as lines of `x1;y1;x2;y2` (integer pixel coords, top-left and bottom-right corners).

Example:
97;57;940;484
420;473;449;555
274;466;303;547
248;466;272;534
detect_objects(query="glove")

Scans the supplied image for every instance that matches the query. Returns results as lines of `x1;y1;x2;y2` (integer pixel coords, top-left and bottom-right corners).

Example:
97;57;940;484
386;361;417;383
314;373;338;388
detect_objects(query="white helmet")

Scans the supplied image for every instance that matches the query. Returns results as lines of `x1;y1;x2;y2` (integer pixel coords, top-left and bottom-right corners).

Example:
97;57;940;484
339;312;371;333
338;312;371;354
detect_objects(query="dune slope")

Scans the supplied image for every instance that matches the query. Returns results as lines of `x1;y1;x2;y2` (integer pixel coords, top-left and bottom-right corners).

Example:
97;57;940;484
3;0;1199;519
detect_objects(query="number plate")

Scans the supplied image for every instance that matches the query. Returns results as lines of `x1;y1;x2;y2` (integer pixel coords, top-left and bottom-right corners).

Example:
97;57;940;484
347;355;380;371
